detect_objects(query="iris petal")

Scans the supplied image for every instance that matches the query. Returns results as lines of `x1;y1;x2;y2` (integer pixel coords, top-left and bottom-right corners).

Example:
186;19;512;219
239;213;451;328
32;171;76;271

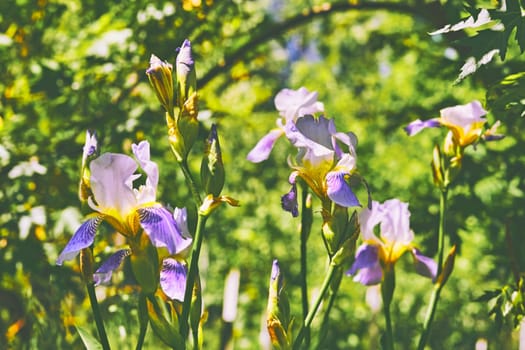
93;249;132;286
353;263;383;286
412;248;438;281
326;170;360;207
138;206;192;255
281;183;298;217
404;119;441;136
347;244;379;275
246;129;284;163
160;258;187;302
56;216;103;265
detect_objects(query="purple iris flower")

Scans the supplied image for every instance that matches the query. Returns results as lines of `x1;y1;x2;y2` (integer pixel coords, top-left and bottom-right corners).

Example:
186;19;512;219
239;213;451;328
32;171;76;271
348;199;437;286
284;115;360;208
247;87;324;163
57;140;192;266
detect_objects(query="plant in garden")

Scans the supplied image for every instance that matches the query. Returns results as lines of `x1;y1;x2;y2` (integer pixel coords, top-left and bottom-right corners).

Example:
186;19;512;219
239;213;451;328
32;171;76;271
405;100;503;349
248;87;366;349
57;39;238;349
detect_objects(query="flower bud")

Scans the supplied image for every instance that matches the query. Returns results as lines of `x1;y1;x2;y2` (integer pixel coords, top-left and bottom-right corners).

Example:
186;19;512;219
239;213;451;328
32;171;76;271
436;245;457;287
146;294;184;348
431;144;445;189
176;39;196;108
146;54;175;116
78;130;98;202
267;260;291;349
201;124;225;197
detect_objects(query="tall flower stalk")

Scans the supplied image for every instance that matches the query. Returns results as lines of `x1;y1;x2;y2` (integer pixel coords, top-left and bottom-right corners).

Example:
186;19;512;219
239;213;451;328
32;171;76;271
406;100;503;348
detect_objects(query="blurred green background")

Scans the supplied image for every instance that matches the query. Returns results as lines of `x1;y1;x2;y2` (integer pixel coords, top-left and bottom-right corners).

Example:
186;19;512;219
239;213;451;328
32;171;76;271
1;0;524;349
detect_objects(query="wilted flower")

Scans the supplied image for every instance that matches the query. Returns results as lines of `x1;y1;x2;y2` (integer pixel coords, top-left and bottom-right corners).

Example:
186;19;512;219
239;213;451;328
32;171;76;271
347;199;436;285
284;115;360;208
247;87;324;163
405;100;503;148
57;140;192;265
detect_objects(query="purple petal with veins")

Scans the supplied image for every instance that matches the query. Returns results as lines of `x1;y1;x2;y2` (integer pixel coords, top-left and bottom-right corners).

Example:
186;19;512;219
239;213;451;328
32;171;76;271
160;258;187;302
93;249;132;286
56;216;103;265
139;206;192;255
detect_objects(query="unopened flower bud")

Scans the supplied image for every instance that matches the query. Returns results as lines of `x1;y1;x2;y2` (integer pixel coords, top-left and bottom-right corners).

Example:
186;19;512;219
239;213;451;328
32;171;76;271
176;39;196;108
146;54;174;116
201;124;225;197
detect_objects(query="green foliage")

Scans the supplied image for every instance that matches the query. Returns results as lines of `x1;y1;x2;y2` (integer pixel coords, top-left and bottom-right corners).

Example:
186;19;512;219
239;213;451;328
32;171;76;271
1;0;525;349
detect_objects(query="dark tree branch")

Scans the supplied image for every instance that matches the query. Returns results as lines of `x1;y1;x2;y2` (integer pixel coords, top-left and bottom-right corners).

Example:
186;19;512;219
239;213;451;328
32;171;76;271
197;1;425;88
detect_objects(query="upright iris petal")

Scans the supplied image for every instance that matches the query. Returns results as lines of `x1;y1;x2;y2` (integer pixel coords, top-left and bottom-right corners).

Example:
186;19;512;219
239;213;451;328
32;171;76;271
247;87;324;163
88;153;139;221
274;87;324;122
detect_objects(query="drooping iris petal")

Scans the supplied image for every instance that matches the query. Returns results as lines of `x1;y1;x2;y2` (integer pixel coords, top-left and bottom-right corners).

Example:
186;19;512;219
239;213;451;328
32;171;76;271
160;258;187;302
246;129;284;163
93;249;132;286
404;119;441;136
353;263;383;286
56;216;103;265
412;248;438;281
138;206;192;255
89;153;138;217
326;170;360;207
347;244;379;275
281;183;298;217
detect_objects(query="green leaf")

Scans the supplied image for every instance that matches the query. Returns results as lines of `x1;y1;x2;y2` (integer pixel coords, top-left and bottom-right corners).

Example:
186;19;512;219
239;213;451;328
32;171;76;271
76;326;103;350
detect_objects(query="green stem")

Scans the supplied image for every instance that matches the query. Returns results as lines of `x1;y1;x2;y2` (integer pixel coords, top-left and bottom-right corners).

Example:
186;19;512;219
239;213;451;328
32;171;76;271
417;188;448;350
136;293;148;350
293;263;337;349
179;158;202;206
86;282;111;350
316;268;343;348
381;265;395;350
180;214;208;339
299;184;313;347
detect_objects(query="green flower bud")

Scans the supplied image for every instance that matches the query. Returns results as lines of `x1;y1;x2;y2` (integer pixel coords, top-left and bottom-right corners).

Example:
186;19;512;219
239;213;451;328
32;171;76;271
201;124;225;197
146;294;184;348
267;260;291;349
146;54;174;117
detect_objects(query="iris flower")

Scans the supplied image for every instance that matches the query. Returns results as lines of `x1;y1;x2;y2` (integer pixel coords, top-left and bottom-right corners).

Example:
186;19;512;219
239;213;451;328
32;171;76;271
56;140;192;265
247;87;324;163
283;114;360;209
405;100;503;148
348;199;436;286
